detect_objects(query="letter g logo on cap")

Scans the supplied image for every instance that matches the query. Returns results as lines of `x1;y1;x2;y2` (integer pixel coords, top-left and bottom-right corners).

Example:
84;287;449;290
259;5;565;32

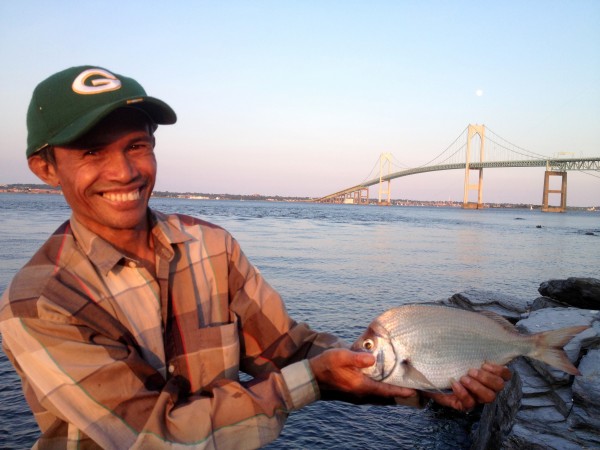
72;68;122;95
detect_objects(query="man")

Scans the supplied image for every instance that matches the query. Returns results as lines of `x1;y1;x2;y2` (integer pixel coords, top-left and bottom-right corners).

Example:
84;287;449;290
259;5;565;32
0;66;510;449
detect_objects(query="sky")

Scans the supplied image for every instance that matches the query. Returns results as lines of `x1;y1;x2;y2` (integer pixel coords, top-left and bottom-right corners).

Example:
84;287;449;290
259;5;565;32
1;1;599;206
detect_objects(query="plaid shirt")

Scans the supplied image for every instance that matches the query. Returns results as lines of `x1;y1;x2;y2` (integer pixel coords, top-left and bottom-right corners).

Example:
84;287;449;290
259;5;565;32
0;210;343;449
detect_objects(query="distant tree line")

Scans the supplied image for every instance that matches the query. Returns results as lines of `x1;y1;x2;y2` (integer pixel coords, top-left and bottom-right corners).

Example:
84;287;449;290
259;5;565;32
2;184;595;210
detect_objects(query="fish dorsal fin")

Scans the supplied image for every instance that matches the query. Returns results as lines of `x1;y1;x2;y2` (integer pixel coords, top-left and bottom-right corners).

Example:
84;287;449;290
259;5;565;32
399;359;439;392
478;310;518;333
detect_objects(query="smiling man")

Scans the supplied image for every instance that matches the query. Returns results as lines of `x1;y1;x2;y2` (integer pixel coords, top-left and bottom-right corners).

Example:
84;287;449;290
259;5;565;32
29;109;160;270
0;66;510;449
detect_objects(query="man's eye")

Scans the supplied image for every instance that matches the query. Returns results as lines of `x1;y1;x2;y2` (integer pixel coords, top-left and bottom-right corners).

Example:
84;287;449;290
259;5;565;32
129;143;153;152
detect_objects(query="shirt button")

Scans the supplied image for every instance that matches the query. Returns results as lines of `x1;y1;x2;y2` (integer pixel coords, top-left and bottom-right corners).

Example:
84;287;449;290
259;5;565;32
128;261;136;268
168;364;175;374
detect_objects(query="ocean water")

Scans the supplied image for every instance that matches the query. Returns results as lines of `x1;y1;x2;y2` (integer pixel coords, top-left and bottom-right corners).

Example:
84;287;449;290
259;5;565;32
1;193;598;449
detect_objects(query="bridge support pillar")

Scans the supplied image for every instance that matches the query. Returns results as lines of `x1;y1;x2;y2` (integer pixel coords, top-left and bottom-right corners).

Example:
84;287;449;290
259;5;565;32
331;188;369;204
463;124;485;209
348;188;369;205
542;170;567;212
378;153;392;206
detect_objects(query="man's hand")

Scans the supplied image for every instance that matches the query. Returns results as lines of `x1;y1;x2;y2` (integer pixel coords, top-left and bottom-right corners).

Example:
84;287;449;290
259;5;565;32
310;350;511;412
309;348;419;401
423;363;512;412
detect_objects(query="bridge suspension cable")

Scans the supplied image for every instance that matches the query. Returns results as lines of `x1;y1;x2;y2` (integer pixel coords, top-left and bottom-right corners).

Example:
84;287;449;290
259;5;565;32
414;126;469;168
389;154;411;169
581;170;600;179
359;158;381;184
359;153;410;184
485;127;549;161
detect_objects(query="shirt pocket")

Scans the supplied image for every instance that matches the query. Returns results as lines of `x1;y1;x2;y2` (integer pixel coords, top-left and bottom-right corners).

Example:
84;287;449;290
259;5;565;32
184;314;241;392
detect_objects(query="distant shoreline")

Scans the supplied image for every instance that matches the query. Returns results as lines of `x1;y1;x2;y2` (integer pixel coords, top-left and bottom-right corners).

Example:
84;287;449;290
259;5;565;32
1;184;597;211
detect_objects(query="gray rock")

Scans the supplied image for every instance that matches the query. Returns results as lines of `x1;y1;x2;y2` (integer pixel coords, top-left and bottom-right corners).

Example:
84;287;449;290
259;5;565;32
445;289;529;322
519;359;558;395
569;349;600;430
504;423;584;450
538;277;600;309
515;404;567;423
470;370;522;450
531;295;570;310
570;429;600;448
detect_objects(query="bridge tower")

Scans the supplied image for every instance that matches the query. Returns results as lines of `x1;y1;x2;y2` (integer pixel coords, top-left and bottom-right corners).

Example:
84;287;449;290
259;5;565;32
378;152;392;205
541;168;567;212
463;124;486;209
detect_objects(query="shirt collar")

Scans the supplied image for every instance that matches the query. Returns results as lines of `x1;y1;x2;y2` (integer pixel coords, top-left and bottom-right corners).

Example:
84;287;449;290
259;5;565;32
69;209;193;276
149;210;194;260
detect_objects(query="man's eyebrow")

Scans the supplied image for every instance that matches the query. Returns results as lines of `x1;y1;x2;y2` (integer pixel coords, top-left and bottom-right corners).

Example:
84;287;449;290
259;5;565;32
130;135;154;142
127;135;155;147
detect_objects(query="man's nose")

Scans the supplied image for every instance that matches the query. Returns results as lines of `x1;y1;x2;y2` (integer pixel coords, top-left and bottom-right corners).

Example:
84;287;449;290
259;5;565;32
105;150;138;180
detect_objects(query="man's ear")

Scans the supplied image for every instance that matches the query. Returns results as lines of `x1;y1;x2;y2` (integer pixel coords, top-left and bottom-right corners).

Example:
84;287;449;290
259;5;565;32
28;155;60;187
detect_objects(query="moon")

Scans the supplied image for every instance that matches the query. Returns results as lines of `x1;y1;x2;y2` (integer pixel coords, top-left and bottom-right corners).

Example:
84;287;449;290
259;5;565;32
476;89;484;97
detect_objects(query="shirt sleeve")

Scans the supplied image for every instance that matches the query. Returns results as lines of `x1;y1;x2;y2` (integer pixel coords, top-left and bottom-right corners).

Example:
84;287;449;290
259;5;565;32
224;232;345;380
281;360;320;409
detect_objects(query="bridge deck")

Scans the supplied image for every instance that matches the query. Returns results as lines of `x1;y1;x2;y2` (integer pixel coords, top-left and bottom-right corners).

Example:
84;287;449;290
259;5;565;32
317;157;600;202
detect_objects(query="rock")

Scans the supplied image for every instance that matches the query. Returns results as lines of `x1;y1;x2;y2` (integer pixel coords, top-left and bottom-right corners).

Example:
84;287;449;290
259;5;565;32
538;277;600;309
569;349;600;430
503;424;585;450
444;289;529;322
531;296;570;310
470;370;522;450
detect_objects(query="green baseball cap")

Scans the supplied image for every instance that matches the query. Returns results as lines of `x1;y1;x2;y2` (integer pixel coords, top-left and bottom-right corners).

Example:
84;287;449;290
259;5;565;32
26;65;177;157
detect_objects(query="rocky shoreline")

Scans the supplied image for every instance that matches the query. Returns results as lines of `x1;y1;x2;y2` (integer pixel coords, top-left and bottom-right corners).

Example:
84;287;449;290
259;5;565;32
440;278;599;449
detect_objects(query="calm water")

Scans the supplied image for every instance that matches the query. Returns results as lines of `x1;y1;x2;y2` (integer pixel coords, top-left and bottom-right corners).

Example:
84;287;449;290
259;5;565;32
1;193;598;449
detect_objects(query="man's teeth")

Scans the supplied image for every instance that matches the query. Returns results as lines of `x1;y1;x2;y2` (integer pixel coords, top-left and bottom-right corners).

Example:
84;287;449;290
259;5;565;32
103;190;140;202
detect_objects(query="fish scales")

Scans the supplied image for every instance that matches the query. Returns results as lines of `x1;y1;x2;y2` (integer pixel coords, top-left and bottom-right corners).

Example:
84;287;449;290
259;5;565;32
351;304;588;390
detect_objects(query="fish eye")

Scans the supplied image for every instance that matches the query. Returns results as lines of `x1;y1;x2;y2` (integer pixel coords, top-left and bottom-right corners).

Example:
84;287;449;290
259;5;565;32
362;339;375;351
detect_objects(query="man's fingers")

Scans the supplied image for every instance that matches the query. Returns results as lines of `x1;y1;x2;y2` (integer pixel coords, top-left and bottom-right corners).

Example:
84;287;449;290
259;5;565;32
460;372;497;404
469;367;508;394
451;380;477;411
353;351;376;368
361;377;417;398
482;363;512;381
425;364;511;412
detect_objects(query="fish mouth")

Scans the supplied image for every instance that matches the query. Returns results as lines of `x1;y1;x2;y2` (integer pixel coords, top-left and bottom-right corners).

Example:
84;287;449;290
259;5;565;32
371;323;398;382
374;351;387;381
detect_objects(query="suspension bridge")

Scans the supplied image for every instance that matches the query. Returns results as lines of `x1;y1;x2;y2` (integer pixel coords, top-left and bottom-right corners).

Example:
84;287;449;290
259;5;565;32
316;124;600;212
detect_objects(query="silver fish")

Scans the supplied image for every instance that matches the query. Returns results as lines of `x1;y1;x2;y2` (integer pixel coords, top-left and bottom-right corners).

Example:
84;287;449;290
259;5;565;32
350;304;588;390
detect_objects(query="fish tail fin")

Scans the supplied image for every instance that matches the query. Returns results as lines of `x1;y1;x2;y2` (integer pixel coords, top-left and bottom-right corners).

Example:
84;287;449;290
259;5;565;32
532;325;589;375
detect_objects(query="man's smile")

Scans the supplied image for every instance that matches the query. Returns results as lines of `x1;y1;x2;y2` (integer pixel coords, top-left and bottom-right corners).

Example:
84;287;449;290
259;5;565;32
101;188;142;203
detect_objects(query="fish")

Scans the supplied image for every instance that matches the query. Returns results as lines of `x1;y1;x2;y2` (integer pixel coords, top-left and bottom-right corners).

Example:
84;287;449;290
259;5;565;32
350;304;589;390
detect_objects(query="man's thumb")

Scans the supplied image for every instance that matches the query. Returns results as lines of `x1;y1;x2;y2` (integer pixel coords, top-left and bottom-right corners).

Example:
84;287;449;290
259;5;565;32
354;351;375;368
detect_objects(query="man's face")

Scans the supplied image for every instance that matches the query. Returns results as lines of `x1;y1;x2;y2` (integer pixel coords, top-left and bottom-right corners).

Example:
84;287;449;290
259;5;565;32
49;109;157;237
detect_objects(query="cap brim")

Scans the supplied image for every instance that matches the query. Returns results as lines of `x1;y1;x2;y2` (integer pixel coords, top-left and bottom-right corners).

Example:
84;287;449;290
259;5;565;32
47;96;176;147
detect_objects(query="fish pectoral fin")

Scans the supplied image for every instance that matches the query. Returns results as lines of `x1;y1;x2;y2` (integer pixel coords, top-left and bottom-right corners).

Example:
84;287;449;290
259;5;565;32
401;361;438;391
